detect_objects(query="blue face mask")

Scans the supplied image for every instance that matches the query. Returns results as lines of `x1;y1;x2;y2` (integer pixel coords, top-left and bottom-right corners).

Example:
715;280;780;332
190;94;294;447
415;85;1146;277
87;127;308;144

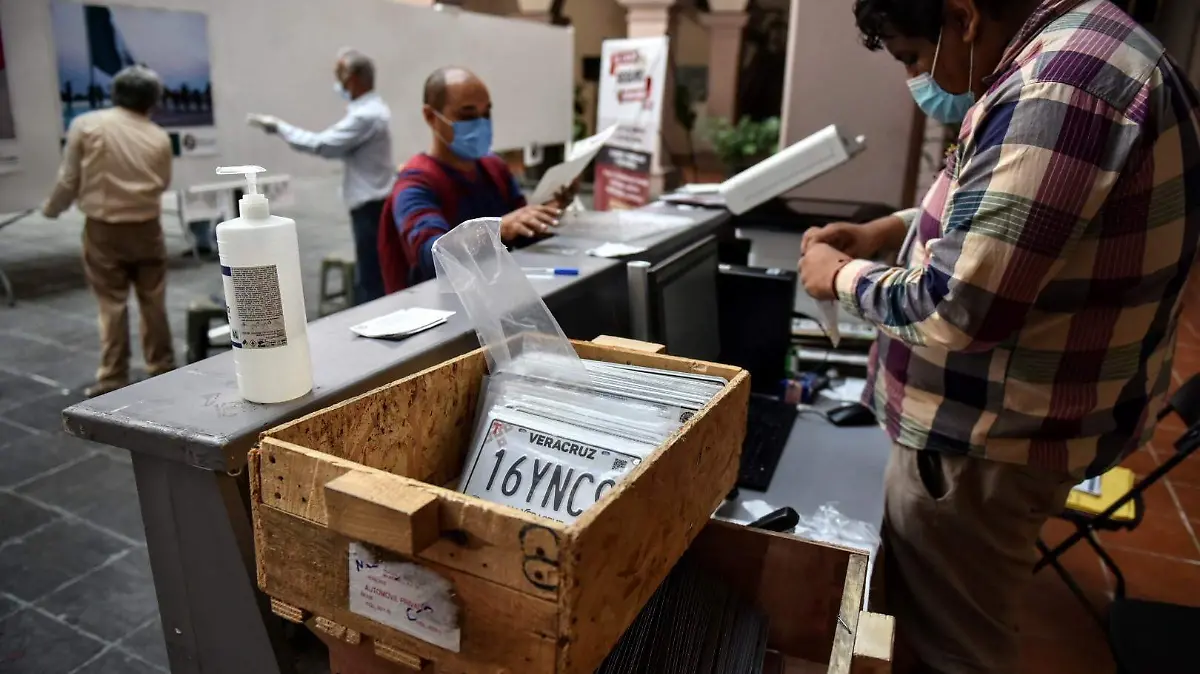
435;112;493;161
334;81;351;101
907;29;975;125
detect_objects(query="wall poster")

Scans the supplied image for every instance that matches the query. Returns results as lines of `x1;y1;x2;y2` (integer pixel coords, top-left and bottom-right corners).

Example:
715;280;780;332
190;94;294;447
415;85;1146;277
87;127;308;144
51;1;217;157
594;37;668;211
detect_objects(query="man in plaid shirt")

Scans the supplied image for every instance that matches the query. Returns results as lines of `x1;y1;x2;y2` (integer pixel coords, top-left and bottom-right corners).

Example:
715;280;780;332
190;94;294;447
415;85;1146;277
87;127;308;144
800;0;1200;670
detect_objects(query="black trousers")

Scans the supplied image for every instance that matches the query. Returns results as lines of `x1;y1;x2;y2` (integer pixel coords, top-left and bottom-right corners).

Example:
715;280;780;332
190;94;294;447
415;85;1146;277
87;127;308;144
349;198;386;304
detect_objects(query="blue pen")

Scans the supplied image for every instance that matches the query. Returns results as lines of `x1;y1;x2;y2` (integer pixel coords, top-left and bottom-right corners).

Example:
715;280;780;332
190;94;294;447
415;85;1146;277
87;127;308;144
522;267;580;277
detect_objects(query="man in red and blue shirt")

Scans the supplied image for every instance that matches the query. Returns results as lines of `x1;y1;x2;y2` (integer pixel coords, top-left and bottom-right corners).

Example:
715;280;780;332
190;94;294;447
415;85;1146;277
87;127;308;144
379;67;566;293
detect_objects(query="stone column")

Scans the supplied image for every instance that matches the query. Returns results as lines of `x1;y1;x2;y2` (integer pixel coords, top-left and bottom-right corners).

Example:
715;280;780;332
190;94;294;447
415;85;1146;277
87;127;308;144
699;9;748;122
614;0;682;196
623;0;679;38
514;0;554;22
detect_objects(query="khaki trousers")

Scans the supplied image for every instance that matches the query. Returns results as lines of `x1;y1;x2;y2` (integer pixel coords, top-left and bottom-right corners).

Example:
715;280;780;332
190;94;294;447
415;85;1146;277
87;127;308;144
82;218;176;387
879;444;1074;674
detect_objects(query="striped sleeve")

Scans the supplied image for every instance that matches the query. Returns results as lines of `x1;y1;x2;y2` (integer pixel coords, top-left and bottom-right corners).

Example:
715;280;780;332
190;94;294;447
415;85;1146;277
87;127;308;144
393;169;450;282
836;81;1139;352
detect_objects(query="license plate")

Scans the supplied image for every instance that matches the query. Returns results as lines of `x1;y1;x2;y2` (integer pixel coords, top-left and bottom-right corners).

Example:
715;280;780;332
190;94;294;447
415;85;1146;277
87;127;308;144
459;413;644;523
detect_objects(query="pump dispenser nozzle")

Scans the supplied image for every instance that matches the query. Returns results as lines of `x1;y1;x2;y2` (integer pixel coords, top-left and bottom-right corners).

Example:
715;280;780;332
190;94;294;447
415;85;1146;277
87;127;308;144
216;165;270;219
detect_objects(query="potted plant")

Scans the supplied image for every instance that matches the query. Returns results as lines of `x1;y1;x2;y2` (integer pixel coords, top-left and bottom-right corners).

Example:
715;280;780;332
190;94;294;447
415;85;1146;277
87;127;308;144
706;115;781;177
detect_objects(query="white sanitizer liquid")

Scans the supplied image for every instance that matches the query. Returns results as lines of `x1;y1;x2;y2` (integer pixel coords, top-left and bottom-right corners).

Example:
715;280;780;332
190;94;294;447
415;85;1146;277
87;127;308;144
215;165;312;403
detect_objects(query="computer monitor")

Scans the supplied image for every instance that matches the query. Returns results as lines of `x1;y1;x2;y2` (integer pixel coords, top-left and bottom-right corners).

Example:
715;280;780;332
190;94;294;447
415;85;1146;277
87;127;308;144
627;236;721;361
717;265;796;394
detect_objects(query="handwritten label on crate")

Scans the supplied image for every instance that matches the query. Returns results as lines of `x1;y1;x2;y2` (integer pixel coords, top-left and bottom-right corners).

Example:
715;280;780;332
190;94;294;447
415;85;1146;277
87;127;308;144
348;542;461;652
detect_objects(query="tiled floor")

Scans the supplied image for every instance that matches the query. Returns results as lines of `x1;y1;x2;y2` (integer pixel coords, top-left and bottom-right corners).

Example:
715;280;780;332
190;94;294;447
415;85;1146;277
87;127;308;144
1019;271;1200;673
0;176;353;674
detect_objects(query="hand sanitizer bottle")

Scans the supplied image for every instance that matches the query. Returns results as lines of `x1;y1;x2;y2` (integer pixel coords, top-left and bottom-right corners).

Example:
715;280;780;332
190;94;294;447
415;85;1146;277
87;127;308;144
215;165;312;403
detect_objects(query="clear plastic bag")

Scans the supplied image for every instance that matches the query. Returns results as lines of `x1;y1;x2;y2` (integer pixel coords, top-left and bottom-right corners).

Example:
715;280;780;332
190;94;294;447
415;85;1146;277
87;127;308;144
432;217;587;383
434;218;722;522
792;502;879;552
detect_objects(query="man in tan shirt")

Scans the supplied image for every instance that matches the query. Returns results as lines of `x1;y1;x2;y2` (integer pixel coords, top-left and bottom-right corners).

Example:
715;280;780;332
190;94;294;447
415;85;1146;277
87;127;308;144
43;65;176;397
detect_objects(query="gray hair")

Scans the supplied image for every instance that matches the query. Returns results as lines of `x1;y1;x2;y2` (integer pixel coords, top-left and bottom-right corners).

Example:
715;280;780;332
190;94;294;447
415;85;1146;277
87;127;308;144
338;48;375;89
111;65;162;114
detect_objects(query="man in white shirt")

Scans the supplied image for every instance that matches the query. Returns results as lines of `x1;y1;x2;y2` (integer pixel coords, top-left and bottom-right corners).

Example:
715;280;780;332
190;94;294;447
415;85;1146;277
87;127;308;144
249;49;394;304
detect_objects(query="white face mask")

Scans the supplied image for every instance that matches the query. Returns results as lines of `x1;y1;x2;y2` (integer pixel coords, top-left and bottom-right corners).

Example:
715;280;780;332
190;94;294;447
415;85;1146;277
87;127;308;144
333;81;350;101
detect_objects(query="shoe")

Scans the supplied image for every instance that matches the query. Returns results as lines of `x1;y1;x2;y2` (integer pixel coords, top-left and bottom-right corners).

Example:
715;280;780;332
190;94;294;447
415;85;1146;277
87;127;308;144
84;380;128;398
146;365;177;379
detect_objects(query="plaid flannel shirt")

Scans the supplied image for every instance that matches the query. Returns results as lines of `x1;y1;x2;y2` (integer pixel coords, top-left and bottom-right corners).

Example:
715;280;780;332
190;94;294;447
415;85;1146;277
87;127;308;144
835;0;1200;477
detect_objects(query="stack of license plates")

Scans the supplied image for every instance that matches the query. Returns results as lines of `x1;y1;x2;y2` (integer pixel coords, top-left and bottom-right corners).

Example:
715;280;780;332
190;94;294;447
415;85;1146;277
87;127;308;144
457;359;726;524
597;560;769;674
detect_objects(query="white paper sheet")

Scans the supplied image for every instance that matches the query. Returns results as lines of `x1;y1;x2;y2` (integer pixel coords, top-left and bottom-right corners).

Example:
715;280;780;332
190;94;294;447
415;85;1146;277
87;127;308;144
529;125;618;205
816;300;842;348
350;308;455;339
587;242;648;258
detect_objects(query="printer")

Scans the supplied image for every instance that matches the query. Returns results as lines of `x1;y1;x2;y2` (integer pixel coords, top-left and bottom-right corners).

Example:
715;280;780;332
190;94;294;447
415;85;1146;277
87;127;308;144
722;124;896;230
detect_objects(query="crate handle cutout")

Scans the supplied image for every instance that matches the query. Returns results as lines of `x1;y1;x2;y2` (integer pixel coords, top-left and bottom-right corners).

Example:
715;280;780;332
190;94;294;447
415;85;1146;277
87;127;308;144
325;471;441;555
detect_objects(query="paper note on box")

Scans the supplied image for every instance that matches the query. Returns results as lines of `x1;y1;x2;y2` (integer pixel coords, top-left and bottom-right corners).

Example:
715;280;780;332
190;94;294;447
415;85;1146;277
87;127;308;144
348;543;461;652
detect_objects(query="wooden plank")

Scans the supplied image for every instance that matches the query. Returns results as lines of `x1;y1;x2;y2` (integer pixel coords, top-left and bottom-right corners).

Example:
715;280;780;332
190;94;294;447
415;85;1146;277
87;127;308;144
589;335;665;353
828;554;870;674
572;340;742;380
763;652;828;674
783;657;828;674
256;505;558;673
265;349;488;487
325;471;441;555
851;612;894;674
270;598;307;624
257;438;564;601
373;641;426;670
312;621;414;674
556;360;750;674
688;521;855;663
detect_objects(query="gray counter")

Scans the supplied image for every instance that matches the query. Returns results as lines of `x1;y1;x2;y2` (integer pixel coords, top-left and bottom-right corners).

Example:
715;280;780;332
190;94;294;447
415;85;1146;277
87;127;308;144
60;205;728;674
64;206;726;472
719;410;889;532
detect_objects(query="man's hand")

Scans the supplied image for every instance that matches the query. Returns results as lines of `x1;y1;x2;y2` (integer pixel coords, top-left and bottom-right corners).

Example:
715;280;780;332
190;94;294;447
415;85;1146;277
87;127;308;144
500;204;562;241
801;221;879;259
550;178;581;210
799;242;852;300
802;215;909;260
247;114;280;134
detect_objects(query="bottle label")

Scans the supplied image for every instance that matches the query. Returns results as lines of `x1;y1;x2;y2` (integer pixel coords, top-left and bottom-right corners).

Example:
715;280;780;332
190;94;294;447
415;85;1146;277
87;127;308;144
221;264;288;349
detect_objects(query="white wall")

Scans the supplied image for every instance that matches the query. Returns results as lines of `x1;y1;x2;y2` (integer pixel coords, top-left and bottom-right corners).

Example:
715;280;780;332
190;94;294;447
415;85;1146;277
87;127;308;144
0;0;573;212
780;0;917;208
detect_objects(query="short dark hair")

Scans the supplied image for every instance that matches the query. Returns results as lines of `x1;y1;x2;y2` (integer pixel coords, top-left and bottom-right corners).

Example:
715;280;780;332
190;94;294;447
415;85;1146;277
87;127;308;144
853;0;1008;51
111;65;162;113
423;67;455;111
339;48;375;89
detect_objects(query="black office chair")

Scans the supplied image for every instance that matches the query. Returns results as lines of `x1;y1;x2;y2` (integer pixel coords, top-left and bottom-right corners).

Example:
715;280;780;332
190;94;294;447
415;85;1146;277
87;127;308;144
1108;374;1200;674
1035;374;1200;673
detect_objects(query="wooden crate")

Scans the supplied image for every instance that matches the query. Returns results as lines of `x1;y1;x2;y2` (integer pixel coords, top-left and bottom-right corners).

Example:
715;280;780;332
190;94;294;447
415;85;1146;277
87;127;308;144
301;520;894;673
251;339;750;673
689;521;893;674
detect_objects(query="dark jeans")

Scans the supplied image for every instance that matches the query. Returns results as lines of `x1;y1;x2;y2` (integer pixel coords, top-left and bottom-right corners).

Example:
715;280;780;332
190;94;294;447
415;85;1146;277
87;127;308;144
349;199;386;304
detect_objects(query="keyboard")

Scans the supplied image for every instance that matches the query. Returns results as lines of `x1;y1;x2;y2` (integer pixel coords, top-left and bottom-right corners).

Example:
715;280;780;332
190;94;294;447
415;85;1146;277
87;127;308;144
737;394;799;491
